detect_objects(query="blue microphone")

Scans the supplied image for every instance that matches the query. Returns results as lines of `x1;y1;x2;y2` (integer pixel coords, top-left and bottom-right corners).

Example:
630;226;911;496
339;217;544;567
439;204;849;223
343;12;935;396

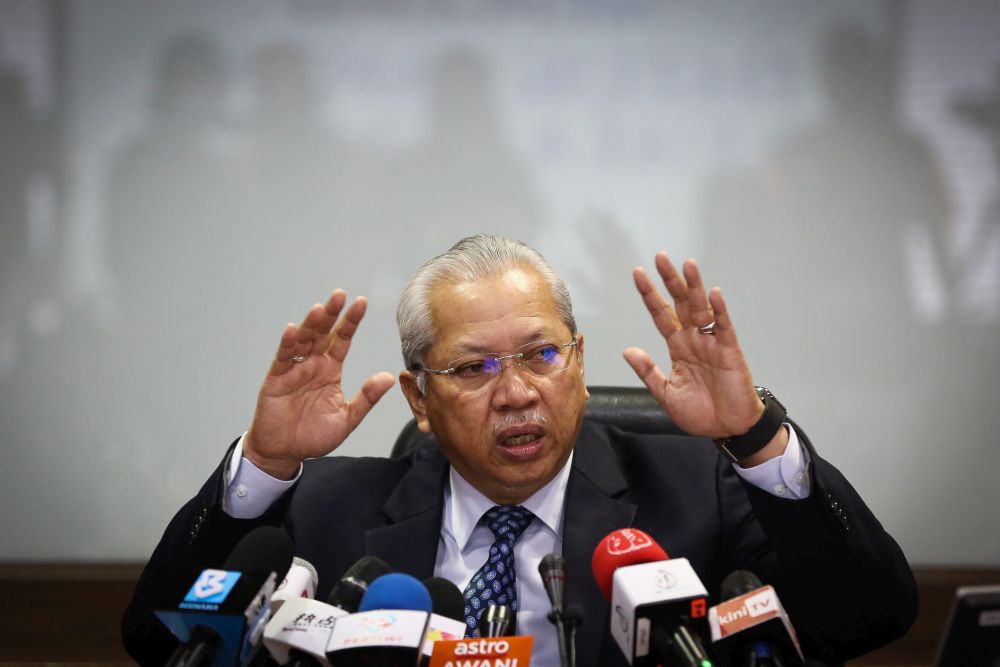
358;572;433;612
156;526;295;667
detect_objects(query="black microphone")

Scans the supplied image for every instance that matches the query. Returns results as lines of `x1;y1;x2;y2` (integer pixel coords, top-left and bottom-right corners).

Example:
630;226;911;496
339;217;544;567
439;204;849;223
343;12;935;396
539;553;571;667
539;553;566;614
262;556;391;666
709;571;803;667
157;526;295;667
420;577;467;665
327;556;391;613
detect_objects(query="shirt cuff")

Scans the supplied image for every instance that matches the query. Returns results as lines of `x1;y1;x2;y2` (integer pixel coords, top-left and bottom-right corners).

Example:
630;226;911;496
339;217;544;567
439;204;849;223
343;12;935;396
731;424;812;499
222;433;302;519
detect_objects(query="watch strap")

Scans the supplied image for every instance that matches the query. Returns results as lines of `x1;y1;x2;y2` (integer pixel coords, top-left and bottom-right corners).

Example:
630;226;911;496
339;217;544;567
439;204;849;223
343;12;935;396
714;387;787;463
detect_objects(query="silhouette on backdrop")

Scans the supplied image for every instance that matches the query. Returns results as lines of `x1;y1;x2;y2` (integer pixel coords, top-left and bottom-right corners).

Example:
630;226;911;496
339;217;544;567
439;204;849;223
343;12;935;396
245;41;380;307
374;47;545;295
701;25;950;387
951;63;1000;322
104;35;256;481
107;34;252;331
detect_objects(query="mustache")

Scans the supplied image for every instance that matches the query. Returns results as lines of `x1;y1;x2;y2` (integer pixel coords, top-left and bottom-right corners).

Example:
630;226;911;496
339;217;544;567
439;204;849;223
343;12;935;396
491;409;548;435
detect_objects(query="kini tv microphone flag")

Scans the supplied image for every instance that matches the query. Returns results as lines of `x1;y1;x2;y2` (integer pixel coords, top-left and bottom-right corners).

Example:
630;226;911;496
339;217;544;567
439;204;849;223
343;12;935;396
157;525;295;667
709;571;803;667
592;528;713;667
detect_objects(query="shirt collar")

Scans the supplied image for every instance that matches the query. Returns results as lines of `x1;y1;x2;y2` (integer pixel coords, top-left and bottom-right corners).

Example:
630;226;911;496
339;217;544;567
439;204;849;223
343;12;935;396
446;451;574;552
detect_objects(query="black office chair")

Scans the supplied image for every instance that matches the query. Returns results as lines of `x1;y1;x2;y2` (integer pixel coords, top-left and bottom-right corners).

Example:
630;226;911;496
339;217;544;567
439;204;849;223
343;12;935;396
390;385;684;458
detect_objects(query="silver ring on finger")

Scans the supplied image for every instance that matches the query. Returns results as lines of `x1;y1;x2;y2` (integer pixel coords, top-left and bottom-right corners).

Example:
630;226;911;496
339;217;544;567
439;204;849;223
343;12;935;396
697;321;716;336
292;355;307;363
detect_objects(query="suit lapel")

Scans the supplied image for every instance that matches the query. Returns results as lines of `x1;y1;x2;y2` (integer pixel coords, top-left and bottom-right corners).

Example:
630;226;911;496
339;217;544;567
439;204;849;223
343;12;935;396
365;444;450;578
562;422;636;664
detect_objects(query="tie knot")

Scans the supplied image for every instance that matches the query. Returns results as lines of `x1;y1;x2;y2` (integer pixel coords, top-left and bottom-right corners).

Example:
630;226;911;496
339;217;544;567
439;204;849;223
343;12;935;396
485;505;534;542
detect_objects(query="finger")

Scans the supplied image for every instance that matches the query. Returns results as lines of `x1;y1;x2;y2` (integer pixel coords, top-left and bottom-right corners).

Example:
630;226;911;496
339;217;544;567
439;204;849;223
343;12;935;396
654;252;694;328
682;259;714;328
633;266;681;340
708;287;739;347
622;347;670;402
299;290;347;356
343;371;397;434
269;322;300;374
324;296;368;362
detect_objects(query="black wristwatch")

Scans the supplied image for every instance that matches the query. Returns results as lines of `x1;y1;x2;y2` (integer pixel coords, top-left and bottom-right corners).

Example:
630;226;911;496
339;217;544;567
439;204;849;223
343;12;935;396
714;386;787;463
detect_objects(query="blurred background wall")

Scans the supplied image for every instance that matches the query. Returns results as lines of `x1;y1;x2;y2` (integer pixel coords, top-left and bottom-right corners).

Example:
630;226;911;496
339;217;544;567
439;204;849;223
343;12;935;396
0;0;997;569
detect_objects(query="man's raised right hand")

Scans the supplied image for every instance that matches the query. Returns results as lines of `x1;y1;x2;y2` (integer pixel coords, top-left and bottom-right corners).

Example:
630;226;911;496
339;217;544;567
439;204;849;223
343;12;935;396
244;290;396;480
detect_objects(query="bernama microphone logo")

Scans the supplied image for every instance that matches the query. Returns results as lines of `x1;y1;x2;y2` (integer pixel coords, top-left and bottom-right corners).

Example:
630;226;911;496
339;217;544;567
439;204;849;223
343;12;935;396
181;569;242;609
607;529;654;555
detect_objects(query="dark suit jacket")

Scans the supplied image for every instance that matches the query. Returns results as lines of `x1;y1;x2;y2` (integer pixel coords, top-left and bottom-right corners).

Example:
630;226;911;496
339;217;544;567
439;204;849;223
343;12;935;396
122;420;917;666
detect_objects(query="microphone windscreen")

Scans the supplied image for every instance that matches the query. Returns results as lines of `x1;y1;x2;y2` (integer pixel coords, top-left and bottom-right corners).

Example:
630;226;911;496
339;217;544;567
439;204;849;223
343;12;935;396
326;555;391;611
358;572;433;612
564;604;584;626
591;528;669;601
539;553;565;579
224;525;295;576
720;569;763;600
424;577;465;621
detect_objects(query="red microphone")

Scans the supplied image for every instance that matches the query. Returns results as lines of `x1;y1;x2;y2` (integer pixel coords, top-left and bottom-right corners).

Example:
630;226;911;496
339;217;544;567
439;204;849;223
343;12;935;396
591;528;669;601
591;528;713;667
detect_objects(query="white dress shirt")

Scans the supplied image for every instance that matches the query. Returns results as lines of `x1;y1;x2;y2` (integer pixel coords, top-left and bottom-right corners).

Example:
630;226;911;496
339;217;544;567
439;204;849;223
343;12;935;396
435;450;573;667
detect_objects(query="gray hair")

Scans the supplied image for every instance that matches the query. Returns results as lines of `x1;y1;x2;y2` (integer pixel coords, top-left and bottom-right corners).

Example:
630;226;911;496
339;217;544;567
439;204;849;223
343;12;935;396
396;235;576;393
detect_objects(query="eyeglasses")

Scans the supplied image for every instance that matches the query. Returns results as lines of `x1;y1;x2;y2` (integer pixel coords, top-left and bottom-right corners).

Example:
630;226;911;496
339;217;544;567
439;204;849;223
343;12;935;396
419;339;579;392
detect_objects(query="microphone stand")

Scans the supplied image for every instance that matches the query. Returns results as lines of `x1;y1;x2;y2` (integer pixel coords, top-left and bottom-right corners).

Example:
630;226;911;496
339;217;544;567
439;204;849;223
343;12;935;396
563;605;583;667
547;609;571;667
539;554;574;667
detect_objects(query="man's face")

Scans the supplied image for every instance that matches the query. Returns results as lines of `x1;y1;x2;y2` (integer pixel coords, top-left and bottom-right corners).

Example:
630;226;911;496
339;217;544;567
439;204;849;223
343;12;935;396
400;268;588;505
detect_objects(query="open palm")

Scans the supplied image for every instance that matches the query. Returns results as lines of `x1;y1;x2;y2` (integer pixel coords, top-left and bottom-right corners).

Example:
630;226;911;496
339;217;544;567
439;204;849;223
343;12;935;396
245;290;395;479
623;253;763;440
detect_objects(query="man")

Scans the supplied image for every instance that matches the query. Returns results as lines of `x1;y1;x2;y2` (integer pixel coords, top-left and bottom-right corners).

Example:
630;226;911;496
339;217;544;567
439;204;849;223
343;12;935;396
123;235;916;666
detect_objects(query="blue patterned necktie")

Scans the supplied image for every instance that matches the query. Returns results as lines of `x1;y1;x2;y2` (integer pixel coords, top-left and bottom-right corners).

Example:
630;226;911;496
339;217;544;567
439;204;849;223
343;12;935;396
462;504;535;637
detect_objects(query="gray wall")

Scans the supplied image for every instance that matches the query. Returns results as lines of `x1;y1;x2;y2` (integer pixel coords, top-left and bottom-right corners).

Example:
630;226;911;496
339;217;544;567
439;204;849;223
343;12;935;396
1;0;998;565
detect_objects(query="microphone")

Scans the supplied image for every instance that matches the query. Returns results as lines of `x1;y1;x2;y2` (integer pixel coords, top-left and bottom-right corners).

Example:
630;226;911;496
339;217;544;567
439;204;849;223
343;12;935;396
271;557;319;613
420;577;467;665
262;557;391;667
156;525;295;667
591;528;713;667
481;604;515;638
591;527;669;601
327;556;392;613
325;572;433;667
539;554;572;667
708;571;804;667
539;553;566;615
